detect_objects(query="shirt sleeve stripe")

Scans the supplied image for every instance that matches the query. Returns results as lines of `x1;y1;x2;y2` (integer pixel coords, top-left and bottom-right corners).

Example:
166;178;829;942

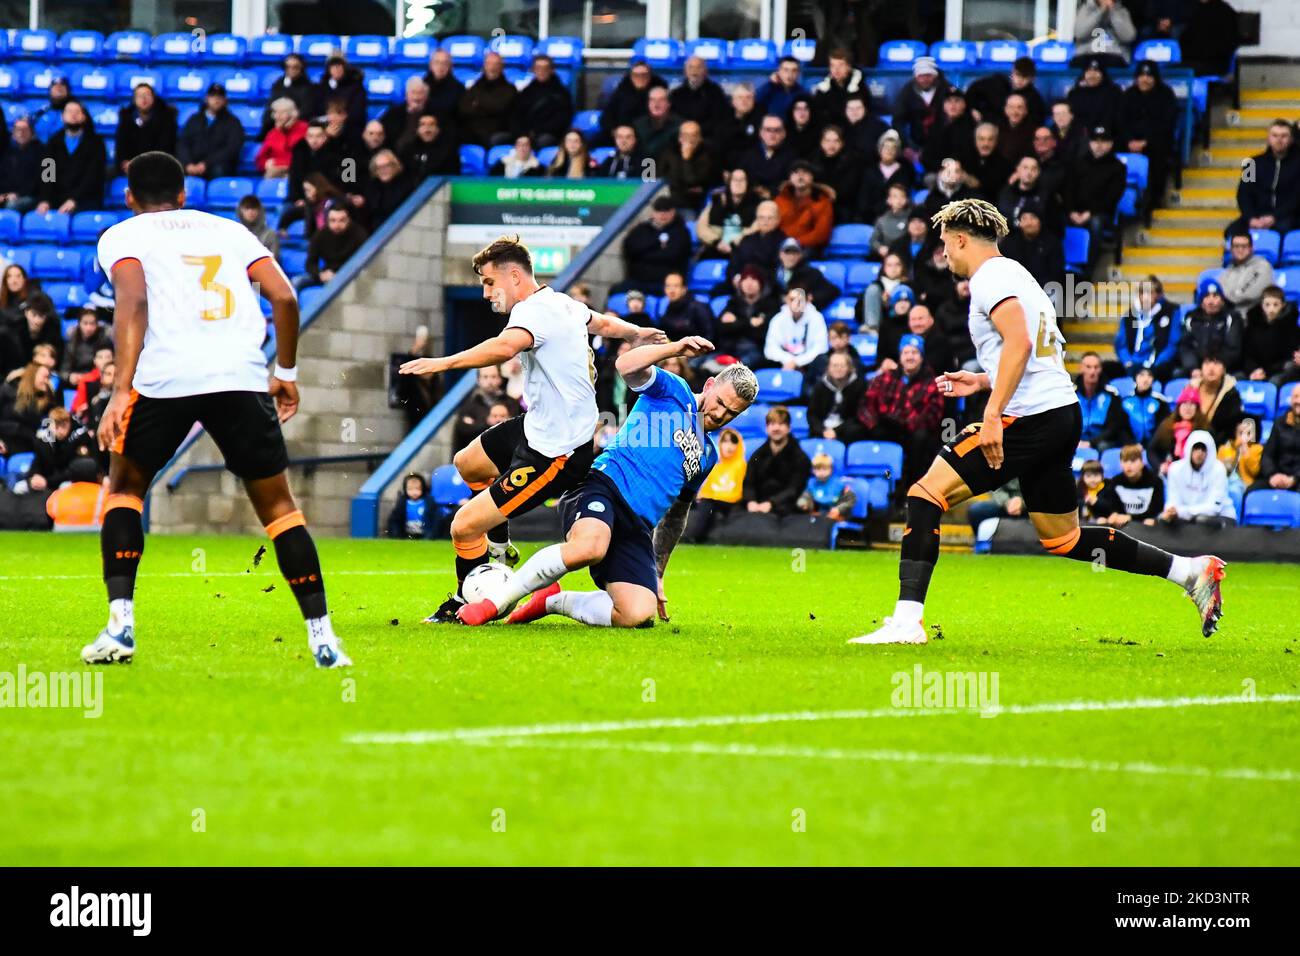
109;257;141;271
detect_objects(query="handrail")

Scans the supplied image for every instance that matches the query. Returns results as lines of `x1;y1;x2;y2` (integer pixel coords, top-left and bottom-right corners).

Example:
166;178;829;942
140;175;451;531
166;451;391;493
348;175;665;537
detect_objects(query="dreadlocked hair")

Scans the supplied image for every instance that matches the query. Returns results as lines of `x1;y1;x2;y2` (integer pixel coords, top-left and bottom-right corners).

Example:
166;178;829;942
929;198;1009;243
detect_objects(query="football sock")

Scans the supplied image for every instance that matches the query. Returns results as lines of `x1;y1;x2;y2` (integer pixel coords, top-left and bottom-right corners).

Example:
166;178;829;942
1042;526;1175;578
486;543;569;609
306;614;338;647
454;534;490;593
486;521;512;559
897;495;943;607
101;495;144;619
546;589;614;627
1167;554;1199;589
266;511;328;620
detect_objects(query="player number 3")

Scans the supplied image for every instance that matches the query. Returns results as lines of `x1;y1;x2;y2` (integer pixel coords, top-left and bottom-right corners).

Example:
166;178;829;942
182;254;235;321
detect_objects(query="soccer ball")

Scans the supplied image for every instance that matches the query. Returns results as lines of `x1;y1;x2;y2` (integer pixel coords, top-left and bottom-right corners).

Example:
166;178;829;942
462;562;519;615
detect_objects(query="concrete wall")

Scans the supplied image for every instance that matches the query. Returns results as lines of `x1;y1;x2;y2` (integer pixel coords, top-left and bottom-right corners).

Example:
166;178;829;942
1236;1;1300;60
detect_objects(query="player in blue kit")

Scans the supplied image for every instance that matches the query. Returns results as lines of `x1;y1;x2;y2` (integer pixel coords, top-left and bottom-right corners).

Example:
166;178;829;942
457;337;759;628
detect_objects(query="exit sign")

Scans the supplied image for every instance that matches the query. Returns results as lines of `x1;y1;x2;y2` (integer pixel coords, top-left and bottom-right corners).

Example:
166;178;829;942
532;246;570;276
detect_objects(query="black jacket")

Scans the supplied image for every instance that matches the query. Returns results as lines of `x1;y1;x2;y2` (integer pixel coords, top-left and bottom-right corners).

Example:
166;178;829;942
742;439;812;515
715;106;763;169
512;75;574;142
1179;307;1244;373
38;129;106;208
669;79;729;129
891;76;948;150
1259;412;1300;481
726;229;787;283
737;142;795;195
600;73;668;137
457;74;517;147
597;149;649;179
306;223;369;277
808;372;867;444
1063;150;1127;218
1002;228;1066;289
814;147;864;223
1180;0;1242;76
856;160;917;222
288;138;345;201
32;424;97;485
379;102;434;155
1243;302;1300;377
1067;79;1123;134
621;218;692;289
1237;147;1300;226
401;134;461;180
1117;82;1179;148
176;108;245;176
771;261;841;310
656;297;714;341
114;103;178;167
361;174;414;230
259;73;316;136
810;69;867;127
715;291;781;355
924;112;977;173
0;139;44;199
1094;468;1165;521
311;67;368;137
421;72;467;125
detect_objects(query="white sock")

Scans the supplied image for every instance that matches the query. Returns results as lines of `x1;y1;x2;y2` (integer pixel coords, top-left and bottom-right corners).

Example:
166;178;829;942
107;598;134;633
487;539;512;561
892;600;925;625
1167;555;1199;589
488;543;570;609
306;614;336;646
546;590;614;627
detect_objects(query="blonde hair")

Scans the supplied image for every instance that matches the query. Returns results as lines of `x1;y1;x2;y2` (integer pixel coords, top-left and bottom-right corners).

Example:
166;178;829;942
714;363;759;404
929;197;1009;242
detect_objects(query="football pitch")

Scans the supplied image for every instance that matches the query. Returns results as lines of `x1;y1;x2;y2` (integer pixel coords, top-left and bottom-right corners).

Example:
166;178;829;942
1;530;1296;866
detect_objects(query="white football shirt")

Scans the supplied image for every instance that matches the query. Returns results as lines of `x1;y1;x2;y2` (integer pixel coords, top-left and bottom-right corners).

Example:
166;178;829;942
97;208;278;399
505;285;599;458
966;255;1077;418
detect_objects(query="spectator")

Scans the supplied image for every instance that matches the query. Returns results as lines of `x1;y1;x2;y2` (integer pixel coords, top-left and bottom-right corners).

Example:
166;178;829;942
670;56;729;130
69;345;113;419
925;87;977;178
1149;385;1211;474
0;118;43;213
1118;60;1179;203
1220;230;1274;314
278;173;343;239
871;183;913;259
1218;417;1263;497
920;160;979;237
260;54;314;136
889;293;925;373
237;194;279;256
620;195;692;292
688;427;747;542
1050;99;1090;163
114;83;177;174
657;121;716;208
906;303;956;374
380;77;434;154
360;119;388;170
696;167;761;259
857;129;916;223
360;150;413;227
1074;1;1138;64
596;125;647;179
808;349;867;444
797;452;857;519
452;365;518;453
1243;286;1299;381
0;361;58;455
288;121;343;203
841;94;890;163
36;100;106;214
176;84;244;180
60;308;111;387
764;287;828;370
1001;201;1065;289
726;199;786;283
633;86;681;161
714;265;780;366
856;333;944;493
402;114;461;180
961;122;1014;202
891;56;946;154
1180;0;1242;77
1179;279;1243;373
861;252;910;331
756;57;809;119
967;479;1027;535
968;56;1049;128
421;49;466;125
255;98;307;179
1160;428;1237;526
490;135;544;179
1115;275;1180;379
889;213;932;273
1121;368;1169;444
1063;125;1127;257
807;320;866;380
298;206;369;291
1094;443;1165;526
814;125;862;223
1077;459;1109;522
457;52;517;147
1033;125;1071;199
937;277;978;370
600;61;667;142
26;406;98;492
4;293;63;374
997;155;1062;233
1076;351;1133;450
785;97;820;160
810;49;866;128
774;161;834;254
31;75;69;128
513;54;574;148
912;243;958;314
998;92;1037;164
387;474;435;540
321;98;364;172
0;263;39;326
717;83;762;169
743;406;811;516
1229;120;1300;237
657;272;714;341
771;238;841;308
1251;385;1300;494
739;114;795;195
1195;353;1244;445
312;55;367;139
83;359;114;439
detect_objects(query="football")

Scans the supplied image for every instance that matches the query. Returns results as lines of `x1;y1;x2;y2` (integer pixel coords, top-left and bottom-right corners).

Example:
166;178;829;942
461;562;518;614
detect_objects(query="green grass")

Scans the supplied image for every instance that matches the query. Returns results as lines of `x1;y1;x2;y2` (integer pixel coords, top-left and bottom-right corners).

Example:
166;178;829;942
1;529;1297;866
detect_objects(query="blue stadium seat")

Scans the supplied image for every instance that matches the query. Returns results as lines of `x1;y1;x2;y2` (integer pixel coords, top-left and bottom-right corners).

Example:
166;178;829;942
1239;229;1280;265
183;175;207;205
1164;377;1191;400
787;406;809;438
589;147;616;171
1109;377;1136;398
249;35;296;65
1064;227;1090;272
808;260;846;290
800;438;846;473
32;248;82;281
930;40;977;68
345;35;390;66
278;247;307;275
783;37;817;66
536;36;583;67
1072;444;1101;472
729;39;778;71
731;402;770;440
604;292;630;316
850;332;878;366
1196;267;1222;289
1031;39;1074;67
754;368;803;403
0;67;19;98
842;261;883;295
152;32;199;64
103;30;150;61
823;296;858;326
205;177;254;210
1238;381;1278;421
1117;152;1149;190
20;65;60;97
43;282;87;312
459;144;486;176
536;145;558;166
632;39;684;70
489;34;535;66
485;143;513;170
825;223;872;258
5;452;35;490
878;40;926;66
1280;230;1300;266
299;35;342;64
430;463;470;507
689;258;728;292
1241;489;1300;529
113;65;163;98
684;38;728;67
980;39;1028;68
233;104;264;136
572;109;601;136
69;210;120;242
298;285;328;313
12;30;57;60
0;247;32;272
0;210;21;243
255;178;288;205
22;210;71;243
708;295;729;317
163;67;212;101
441;36;486;65
1135;39;1181;64
213;68;260;101
912;187;930;206
392;36;437;67
845;440;904;483
1274;266;1300;302
1280;381;1299;415
58;31;104;61
1099;446;1149;478
203;33;247;64
364;71;401;103
70;66;115;100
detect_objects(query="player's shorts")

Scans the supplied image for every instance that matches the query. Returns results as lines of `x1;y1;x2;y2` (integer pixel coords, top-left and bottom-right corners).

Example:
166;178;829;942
478;413;596;518
112;389;289;481
558;470;659;594
938;401;1082;514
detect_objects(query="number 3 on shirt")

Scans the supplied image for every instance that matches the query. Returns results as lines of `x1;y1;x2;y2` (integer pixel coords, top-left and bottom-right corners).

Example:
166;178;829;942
182;254;235;321
1035;311;1064;366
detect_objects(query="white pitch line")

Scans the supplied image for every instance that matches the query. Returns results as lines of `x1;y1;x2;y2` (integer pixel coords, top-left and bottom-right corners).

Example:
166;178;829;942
0;569;446;582
475;736;1300;784
345;693;1300;746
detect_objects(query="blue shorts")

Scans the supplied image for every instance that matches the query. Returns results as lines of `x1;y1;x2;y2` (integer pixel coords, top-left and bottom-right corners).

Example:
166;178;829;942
558;470;659;594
